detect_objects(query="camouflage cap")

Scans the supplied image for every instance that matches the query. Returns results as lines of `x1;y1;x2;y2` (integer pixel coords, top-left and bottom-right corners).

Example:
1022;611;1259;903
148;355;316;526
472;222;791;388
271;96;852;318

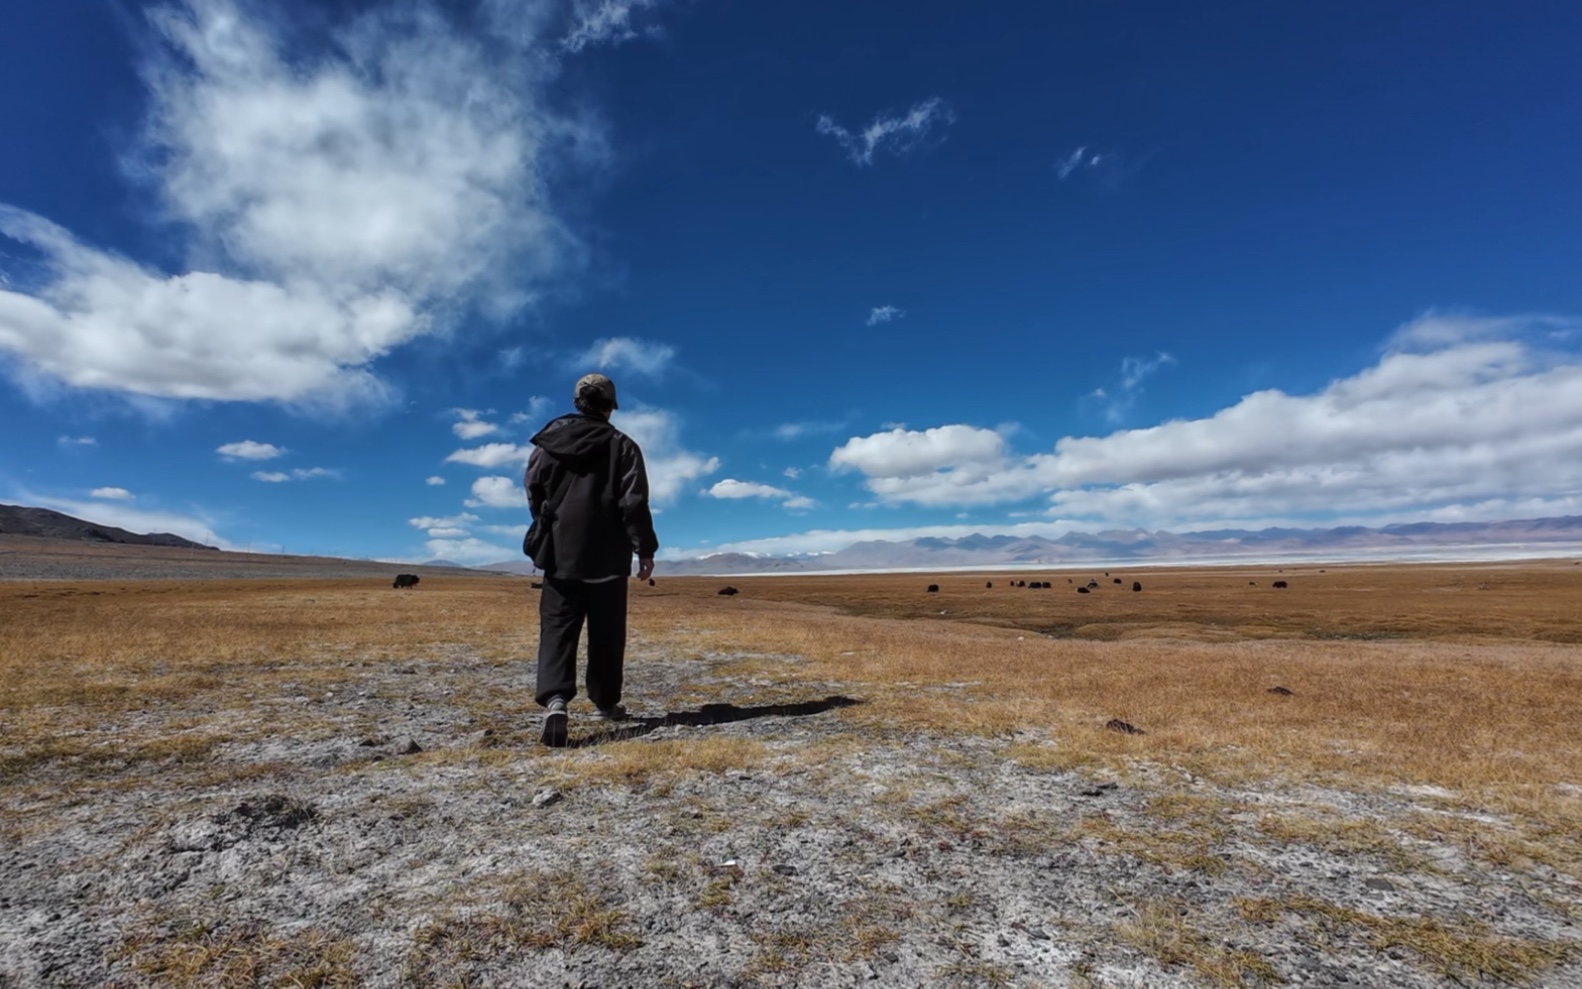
575;372;619;410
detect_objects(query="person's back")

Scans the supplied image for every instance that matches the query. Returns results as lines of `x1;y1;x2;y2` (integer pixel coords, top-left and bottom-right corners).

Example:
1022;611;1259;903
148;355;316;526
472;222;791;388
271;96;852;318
528;413;652;581
523;373;657;747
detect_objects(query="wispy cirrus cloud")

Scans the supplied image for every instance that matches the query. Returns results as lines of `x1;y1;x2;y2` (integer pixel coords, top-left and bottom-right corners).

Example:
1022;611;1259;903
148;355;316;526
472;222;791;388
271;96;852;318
0;0;598;407
867;305;905;326
816;97;953;167
1055;146;1142;188
773;419;846;441
560;0;664;53
511;395;555;425
1090;351;1176;423
252;467;335;483
576;337;676;378
90;487;134;500
58;435;96;447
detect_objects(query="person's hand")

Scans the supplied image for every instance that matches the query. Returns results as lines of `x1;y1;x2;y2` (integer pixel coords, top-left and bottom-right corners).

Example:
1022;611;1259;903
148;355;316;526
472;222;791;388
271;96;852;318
636;557;655;581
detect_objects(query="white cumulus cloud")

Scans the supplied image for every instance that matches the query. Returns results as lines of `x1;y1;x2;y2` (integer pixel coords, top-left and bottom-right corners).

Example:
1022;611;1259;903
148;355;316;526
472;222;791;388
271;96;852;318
466;475;523;508
825;315;1582;526
830;424;1007;479
452;409;500;440
0;0;592;405
407;512;480;530
218;440;286;460
613;407;718;503
426;475;446;486
706;479;793;500
90;487;134;500
424;535;515;565
705;478;814;512
816;97;953;167
446;442;533;468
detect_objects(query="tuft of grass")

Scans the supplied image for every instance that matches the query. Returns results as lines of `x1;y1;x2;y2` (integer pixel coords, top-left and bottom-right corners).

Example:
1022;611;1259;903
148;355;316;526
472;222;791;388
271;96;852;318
406;872;640;983
554;736;768;786
1238;895;1577;984
117;919;359;988
1117;900;1281;987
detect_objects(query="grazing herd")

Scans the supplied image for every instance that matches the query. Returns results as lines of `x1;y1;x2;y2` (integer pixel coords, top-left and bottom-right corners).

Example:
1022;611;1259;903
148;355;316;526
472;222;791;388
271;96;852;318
910;576;1296;595
391;572;1299;599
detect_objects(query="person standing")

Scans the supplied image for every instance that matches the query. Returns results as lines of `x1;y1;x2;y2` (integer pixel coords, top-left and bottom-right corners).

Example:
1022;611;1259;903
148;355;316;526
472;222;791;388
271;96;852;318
523;373;658;747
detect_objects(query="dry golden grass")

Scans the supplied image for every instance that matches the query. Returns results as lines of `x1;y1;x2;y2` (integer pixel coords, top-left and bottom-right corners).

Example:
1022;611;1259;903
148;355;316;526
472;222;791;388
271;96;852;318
1236;894;1577;984
115;918;359;989
7;564;1580;987
1117;899;1280;988
4;563;1582;811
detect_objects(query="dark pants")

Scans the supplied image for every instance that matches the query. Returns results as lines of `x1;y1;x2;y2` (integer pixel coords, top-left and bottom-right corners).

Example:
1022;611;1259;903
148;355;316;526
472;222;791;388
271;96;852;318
535;577;628;709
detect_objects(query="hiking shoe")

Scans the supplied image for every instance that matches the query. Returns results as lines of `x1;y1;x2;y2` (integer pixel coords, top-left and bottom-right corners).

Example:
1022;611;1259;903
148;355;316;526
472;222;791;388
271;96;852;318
592;704;630;722
540;697;568;748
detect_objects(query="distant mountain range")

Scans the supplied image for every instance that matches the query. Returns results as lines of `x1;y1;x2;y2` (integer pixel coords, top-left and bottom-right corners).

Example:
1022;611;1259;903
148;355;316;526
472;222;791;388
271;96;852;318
633;516;1582;576
0;504;217;550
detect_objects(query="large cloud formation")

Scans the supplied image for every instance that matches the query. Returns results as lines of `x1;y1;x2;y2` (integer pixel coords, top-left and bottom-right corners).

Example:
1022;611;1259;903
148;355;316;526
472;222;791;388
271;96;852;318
0;0;596;406
829;315;1582;528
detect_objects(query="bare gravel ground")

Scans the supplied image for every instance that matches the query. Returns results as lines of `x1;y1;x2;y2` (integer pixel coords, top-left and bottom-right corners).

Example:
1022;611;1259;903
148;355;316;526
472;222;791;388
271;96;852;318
4;636;1579;988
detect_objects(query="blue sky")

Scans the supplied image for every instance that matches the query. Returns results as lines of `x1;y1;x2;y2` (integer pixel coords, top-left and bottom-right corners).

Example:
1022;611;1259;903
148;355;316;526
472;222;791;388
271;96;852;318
3;0;1582;564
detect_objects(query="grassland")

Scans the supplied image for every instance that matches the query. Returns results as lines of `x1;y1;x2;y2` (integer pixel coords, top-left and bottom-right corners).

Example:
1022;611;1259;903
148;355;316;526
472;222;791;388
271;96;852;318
2;559;1581;986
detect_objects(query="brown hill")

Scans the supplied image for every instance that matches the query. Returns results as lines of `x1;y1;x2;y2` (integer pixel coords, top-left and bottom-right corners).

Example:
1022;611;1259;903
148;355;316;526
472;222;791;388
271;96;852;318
0;504;217;550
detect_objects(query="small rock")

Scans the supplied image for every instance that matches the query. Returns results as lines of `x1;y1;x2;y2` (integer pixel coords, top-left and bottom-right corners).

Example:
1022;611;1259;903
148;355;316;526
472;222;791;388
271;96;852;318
392;737;422;755
1364;877;1395;891
1267;686;1294;696
532;789;563;808
772;864;798;876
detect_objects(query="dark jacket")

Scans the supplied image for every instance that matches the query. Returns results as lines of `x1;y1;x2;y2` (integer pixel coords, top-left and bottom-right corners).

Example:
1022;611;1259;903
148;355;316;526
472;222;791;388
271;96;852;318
524;413;659;580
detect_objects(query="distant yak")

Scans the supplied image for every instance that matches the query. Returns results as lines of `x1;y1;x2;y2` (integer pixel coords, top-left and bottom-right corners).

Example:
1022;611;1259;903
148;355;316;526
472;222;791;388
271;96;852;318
1132;581;1142;592
392;574;419;589
985;581;993;589
718;586;740;596
927;584;940;593
648;578;657;587
1077;586;1091;594
1113;578;1123;584
1272;580;1289;589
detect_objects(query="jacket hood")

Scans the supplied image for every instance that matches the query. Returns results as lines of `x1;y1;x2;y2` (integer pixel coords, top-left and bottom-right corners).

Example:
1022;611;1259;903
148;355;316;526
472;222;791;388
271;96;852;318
531;413;615;467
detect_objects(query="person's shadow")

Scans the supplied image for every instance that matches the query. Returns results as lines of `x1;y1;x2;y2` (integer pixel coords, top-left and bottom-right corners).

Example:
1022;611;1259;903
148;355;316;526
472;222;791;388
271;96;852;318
571;695;861;748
